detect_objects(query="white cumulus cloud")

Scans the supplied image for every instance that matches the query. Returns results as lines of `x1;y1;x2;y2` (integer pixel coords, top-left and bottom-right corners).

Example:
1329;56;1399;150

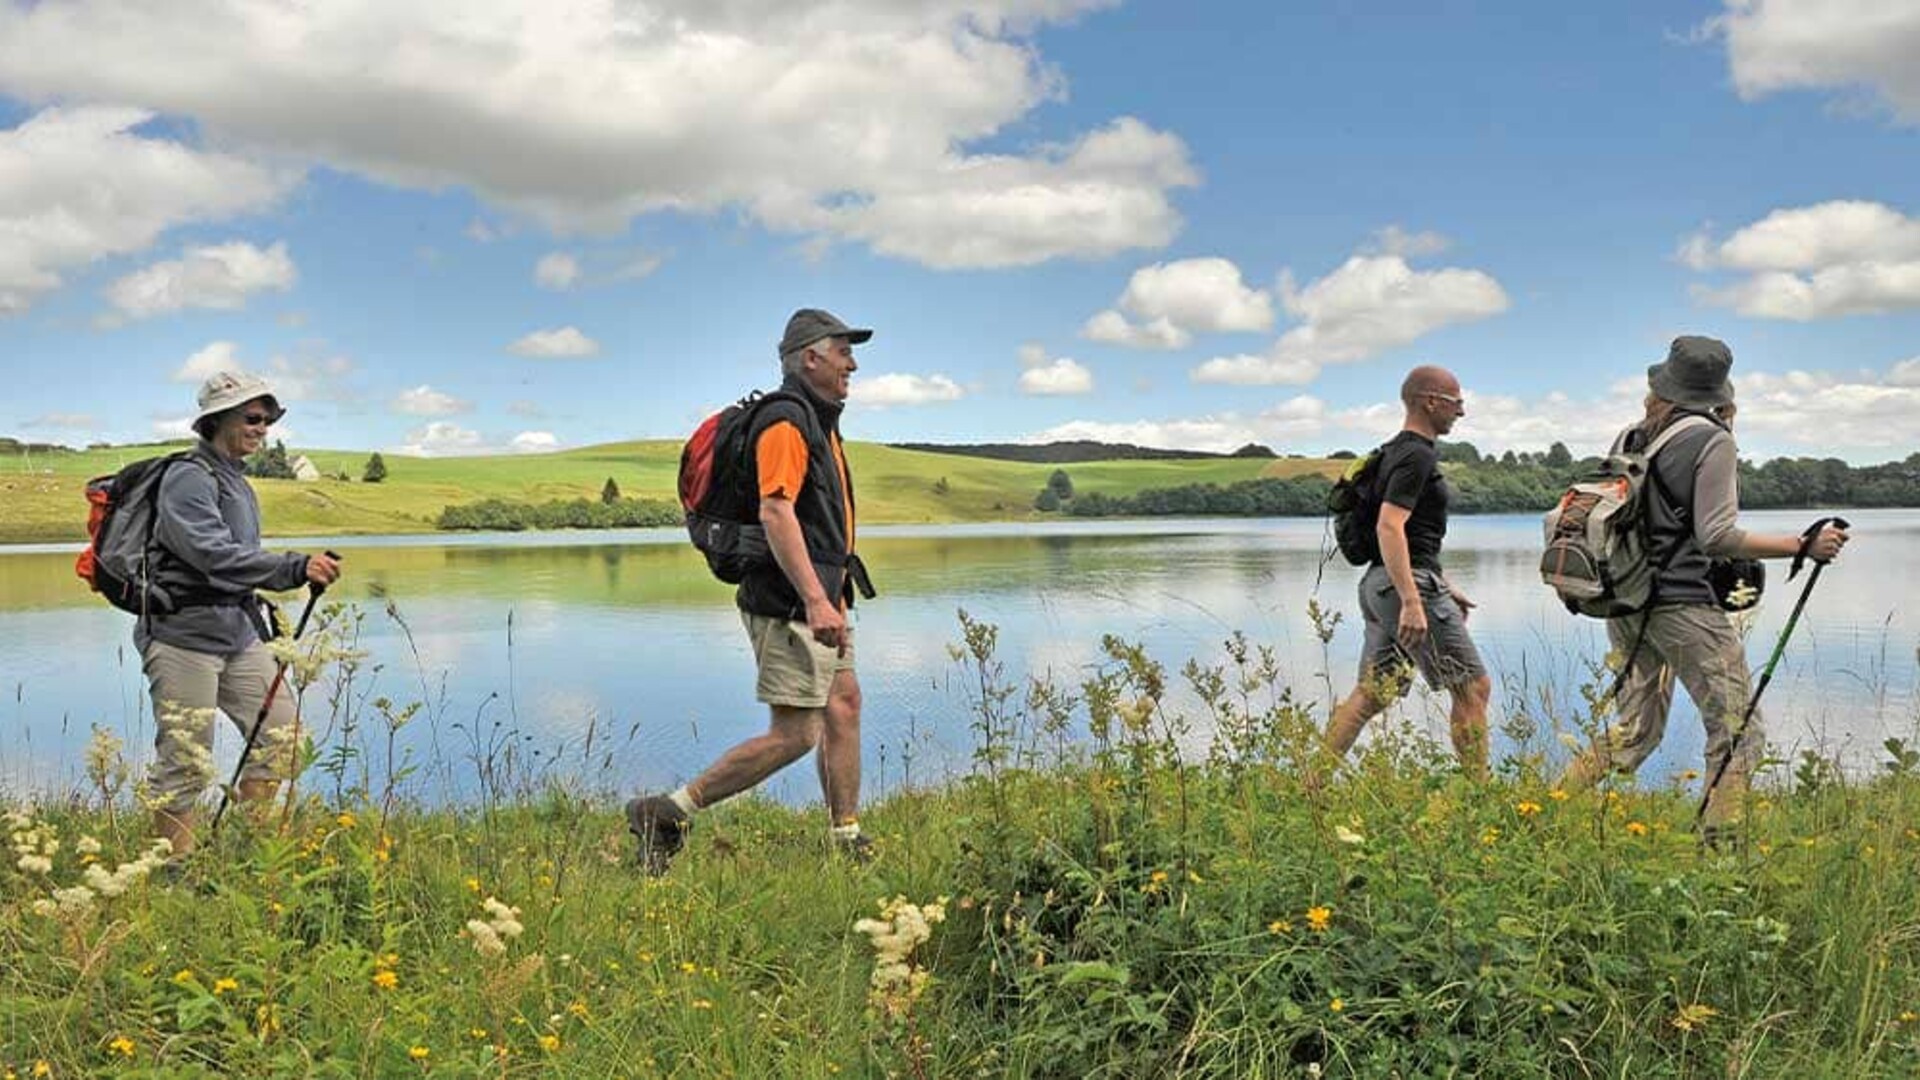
1685;200;1920;319
534;252;581;290
850;373;965;408
508;326;601;358
1081;256;1273;350
1082;309;1190;350
1019;357;1094;396
510;431;562;454
1715;0;1920;123
1191;249;1509;385
393;384;472;417
0;106;293;315
393;421;487;458
105;240;296;319
1024;396;1329;454
0;2;1194;270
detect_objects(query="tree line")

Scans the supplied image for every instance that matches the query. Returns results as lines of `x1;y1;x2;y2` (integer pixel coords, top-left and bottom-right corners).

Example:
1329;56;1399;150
1046;442;1920;519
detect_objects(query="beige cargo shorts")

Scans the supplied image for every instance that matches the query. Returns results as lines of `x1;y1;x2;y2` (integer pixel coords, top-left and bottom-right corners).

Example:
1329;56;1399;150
142;639;297;814
741;612;855;709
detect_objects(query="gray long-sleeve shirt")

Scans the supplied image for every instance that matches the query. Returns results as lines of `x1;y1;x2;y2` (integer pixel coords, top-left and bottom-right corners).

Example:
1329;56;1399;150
134;441;309;655
1620;418;1749;606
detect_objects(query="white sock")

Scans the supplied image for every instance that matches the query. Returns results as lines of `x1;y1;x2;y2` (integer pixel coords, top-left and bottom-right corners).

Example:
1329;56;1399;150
668;787;698;816
829;821;861;841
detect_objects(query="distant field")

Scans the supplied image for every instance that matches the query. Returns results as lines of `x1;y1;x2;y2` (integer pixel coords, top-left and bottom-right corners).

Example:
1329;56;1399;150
0;441;1342;544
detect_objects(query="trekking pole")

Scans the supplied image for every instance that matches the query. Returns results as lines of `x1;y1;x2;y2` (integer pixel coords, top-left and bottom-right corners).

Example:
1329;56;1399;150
1696;518;1847;823
211;550;340;834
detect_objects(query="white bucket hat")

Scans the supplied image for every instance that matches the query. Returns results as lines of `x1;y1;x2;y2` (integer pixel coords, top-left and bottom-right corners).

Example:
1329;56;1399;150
194;370;283;423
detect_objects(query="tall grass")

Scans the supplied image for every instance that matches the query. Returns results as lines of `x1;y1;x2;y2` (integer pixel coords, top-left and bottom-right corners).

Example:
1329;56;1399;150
2;605;1917;1077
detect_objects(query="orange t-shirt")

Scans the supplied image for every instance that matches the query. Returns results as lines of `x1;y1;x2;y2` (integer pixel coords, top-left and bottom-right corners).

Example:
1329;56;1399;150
755;421;854;553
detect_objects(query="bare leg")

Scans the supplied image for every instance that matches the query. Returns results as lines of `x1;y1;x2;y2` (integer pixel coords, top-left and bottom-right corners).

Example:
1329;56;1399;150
1447;673;1492;781
1308;685;1386;791
685;707;822;808
815;669;863;825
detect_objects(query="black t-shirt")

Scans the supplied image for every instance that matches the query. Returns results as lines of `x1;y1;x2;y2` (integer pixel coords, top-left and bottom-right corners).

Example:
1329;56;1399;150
1373;431;1448;572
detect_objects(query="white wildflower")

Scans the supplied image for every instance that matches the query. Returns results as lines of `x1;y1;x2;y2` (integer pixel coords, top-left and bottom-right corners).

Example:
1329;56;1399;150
17;854;53;875
467;919;507;957
51;885;96;916
76;836;103;856
854;895;949;1019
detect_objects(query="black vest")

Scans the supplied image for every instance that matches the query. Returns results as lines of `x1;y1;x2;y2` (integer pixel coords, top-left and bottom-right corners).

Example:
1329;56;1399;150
736;376;858;620
1622;412;1729;608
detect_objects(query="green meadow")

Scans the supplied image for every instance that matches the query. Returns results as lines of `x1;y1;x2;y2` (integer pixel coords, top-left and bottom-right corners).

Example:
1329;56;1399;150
3;610;1918;1077
0;442;1338;544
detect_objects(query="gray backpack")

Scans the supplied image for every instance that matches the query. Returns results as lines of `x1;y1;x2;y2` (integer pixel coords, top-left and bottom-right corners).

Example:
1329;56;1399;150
76;451;208;616
1540;416;1712;617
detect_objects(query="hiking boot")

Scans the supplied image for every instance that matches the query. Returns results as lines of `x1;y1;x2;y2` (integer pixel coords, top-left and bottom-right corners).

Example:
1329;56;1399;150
626;795;690;875
833;831;876;865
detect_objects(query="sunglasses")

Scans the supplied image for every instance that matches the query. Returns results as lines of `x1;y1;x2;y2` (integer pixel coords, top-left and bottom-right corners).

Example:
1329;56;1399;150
240;411;279;427
1424;392;1465;408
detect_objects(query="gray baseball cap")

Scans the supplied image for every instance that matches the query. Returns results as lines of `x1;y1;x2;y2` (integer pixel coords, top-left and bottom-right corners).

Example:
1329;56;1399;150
1647;335;1735;411
778;308;872;357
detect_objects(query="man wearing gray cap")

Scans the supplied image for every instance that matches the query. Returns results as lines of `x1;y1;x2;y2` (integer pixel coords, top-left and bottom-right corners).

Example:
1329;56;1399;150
1558;336;1847;831
141;371;341;856
628;308;877;872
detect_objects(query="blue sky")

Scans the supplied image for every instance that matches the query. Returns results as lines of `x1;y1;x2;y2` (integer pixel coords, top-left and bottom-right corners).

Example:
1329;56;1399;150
2;1;1917;462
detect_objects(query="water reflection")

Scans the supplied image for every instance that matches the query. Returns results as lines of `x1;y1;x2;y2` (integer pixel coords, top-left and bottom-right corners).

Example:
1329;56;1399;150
2;512;1914;803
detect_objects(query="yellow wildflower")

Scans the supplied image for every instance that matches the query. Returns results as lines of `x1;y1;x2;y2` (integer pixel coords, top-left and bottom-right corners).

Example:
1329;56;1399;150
1480;826;1501;846
1671;1002;1718;1032
172;969;195;986
470;1028;489;1040
372;969;399;990
408;1046;430;1061
567;1001;589;1019
1514;801;1542;817
1897;1010;1917;1023
1548;789;1570;802
212;977;239;996
1268;919;1292;935
692;999;714;1010
1625;821;1649;837
35;1063;54;1079
538;1034;561;1052
679;961;698;975
1305;905;1332;932
1330;997;1345;1012
465;877;481;893
110;1036;136;1057
336;811;357;829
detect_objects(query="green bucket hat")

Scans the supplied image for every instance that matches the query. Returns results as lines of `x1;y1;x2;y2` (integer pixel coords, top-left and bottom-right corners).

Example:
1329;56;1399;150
1648;336;1735;411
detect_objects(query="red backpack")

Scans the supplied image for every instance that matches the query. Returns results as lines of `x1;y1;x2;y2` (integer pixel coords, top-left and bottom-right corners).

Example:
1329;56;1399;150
679;390;803;583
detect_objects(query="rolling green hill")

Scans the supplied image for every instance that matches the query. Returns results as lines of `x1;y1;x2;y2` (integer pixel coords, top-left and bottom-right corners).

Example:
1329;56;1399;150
0;440;1342;544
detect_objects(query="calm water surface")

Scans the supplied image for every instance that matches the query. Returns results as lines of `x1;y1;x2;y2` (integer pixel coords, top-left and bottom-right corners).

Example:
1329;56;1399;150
3;512;1915;804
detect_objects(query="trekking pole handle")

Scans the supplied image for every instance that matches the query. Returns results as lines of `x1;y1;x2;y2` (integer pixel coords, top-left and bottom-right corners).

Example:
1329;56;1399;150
1790;517;1849;579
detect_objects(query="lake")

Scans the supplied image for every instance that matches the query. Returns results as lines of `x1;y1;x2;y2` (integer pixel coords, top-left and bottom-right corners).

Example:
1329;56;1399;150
3;511;1915;805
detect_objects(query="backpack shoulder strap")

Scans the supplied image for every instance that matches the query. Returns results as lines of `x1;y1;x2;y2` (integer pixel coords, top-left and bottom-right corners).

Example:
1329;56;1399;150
1639;414;1715;461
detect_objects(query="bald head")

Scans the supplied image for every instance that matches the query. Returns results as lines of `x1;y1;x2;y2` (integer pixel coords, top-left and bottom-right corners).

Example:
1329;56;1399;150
1401;365;1459;406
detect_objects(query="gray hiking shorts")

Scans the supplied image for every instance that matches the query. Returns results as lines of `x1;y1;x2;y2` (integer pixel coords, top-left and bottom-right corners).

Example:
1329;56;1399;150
1357;564;1487;695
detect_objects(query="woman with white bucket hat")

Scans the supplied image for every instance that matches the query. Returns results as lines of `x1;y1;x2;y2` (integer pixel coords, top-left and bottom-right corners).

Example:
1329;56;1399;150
139;370;341;857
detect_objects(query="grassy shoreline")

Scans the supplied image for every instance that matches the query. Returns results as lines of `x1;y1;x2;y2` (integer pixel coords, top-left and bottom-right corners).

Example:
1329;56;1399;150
4;612;1918;1076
